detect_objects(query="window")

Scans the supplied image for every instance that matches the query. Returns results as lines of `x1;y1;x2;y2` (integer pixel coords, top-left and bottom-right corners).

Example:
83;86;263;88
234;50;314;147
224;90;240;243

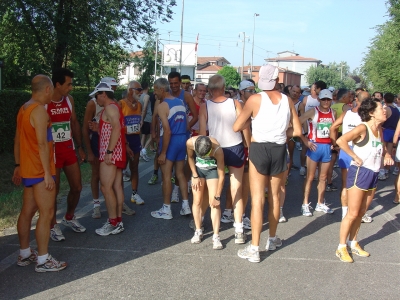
171;67;177;72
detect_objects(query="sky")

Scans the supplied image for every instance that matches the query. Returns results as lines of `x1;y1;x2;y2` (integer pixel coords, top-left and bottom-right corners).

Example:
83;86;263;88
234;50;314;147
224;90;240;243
135;0;390;72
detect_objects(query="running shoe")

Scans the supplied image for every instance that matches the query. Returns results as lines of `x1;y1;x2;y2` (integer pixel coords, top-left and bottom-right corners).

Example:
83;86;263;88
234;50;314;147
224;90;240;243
123;174;131;182
50;224;65;242
131;193;145;205
235;232;246;244
95;220;122;236
191;230;203;244
61;216;86;233
301;203;313;217
326;183;338;192
336;247;353;263
17;249;38;267
221;213;234;223
378;172;388;180
243;216;251;229
35;255;67;272
332;170;338;180
238;245;260;263
140;151;150;162
393;167;399;176
278;211;287;223
122;202;136;215
299;167;306;176
361;214;373;223
148;174;158;185
189;219;204;231
315;202;334;214
266;236;283;251
180;205;192;216
350;242;370;257
171;189;179;203
212;236;223;250
151;206;173;219
92;206;101;219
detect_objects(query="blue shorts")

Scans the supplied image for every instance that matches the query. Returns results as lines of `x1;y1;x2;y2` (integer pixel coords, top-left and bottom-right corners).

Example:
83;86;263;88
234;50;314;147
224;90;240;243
159;134;187;162
347;165;378;191
222;143;245;168
306;143;331;163
22;176;56;188
338;146;352;169
383;129;395;143
126;134;142;154
90;132;100;158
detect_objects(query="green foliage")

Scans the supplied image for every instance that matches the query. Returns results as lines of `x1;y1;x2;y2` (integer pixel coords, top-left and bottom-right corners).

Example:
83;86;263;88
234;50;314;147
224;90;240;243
305;62;356;90
0;0;176;88
217;66;241;88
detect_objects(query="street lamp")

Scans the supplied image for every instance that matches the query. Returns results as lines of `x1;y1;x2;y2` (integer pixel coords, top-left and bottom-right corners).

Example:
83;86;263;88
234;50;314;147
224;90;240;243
165;48;181;63
251;13;260;79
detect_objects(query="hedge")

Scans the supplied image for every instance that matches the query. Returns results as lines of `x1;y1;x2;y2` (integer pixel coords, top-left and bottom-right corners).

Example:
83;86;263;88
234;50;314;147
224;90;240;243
0;89;124;153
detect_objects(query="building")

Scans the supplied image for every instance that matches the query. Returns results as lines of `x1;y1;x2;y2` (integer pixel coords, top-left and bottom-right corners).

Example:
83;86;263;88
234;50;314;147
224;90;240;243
239;65;302;87
118;51;143;86
196;57;231;85
265;51;321;86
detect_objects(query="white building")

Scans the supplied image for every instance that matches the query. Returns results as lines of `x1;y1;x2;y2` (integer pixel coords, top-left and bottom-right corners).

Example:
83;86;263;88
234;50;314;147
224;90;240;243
118;51;143;86
196;57;230;85
265;51;321;86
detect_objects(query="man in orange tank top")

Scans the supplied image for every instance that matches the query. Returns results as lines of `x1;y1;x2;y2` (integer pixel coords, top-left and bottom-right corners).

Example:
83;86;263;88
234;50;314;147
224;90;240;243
13;75;67;272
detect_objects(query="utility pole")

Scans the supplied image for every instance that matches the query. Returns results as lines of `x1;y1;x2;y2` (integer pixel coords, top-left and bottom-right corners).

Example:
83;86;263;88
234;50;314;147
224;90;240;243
251;13;259;80
239;32;246;80
179;0;184;73
154;33;158;81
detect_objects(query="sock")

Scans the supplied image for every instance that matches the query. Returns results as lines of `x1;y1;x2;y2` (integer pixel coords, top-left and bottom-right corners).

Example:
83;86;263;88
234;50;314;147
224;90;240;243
117;216;122;223
163;204;171;211
109;218;118;226
173;185;179;193
37;253;49;265
234;222;244;233
342;206;348;219
20;247;32;259
338;244;347;250
182;200;189;207
153;169;158;175
347;240;357;248
93;199;100;208
213;234;219;240
223;209;232;216
65;213;74;221
132;190;137;196
269;236;276;241
250;244;259;251
195;229;203;234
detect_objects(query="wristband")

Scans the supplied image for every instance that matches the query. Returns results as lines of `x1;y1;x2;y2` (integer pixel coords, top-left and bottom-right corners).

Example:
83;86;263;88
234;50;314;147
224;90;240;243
192;176;199;179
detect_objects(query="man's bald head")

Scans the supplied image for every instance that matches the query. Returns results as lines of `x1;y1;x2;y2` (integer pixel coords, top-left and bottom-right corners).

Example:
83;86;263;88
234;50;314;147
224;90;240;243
357;91;370;103
31;75;52;93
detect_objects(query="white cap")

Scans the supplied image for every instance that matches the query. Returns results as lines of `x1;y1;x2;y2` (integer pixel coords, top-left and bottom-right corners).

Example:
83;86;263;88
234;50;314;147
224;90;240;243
258;64;279;90
89;82;114;97
101;77;118;86
318;89;333;100
328;86;335;92
239;80;255;90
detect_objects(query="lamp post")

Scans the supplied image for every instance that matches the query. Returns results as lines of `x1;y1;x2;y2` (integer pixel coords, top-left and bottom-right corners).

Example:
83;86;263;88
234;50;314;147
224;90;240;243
251;13;259;79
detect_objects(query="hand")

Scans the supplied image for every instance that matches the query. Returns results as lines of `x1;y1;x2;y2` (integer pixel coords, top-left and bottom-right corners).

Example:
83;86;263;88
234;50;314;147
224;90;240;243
88;121;99;132
158;153;166;165
44;173;55;191
210;196;220;208
78;147;86;164
140;120;144;128
12;166;21;186
87;152;95;164
191;177;201;192
105;153;113;165
352;155;363;167
384;154;394;166
307;141;317;152
126;145;134;159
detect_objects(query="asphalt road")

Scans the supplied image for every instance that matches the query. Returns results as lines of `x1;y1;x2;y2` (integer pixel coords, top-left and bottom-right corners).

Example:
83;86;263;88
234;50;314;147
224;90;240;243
0;150;399;299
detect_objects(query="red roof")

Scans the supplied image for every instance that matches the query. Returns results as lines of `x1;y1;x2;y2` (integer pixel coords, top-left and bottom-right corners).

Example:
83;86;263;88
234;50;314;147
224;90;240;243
197;56;230;65
197;65;223;72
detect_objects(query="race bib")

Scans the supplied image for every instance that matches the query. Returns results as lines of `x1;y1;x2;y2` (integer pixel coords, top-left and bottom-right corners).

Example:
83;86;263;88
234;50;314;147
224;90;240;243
316;122;331;139
51;121;71;142
125;115;141;134
127;124;140;134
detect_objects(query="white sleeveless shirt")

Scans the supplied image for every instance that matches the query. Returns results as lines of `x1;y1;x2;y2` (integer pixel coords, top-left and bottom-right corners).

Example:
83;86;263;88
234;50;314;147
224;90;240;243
206;98;242;147
251;92;290;145
304;95;320;112
342;110;361;146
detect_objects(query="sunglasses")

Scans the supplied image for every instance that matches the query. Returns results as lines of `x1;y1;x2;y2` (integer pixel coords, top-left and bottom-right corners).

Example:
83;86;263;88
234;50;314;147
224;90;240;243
244;89;256;93
320;98;332;102
130;87;143;92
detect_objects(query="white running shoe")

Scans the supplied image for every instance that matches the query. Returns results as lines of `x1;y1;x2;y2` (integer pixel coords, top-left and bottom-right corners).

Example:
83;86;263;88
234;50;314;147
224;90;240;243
180;205;192;216
299;167;306;176
50;224;65;242
61;216;86;233
243;216;251;229
278;210;287;223
131;193;145;205
301;203;313;217
122;202;136;215
171;189;179;203
315;202;334;214
266;236;283;251
151;206;173;219
191;230;203;244
212;236;223;250
92;206;101;219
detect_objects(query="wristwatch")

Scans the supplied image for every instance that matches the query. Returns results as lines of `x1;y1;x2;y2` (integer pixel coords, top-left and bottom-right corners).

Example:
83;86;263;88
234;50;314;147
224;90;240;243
106;149;113;154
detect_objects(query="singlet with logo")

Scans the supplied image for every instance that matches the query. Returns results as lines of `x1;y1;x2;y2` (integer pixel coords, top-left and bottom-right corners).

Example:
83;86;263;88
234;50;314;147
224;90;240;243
46;96;74;153
99;103;126;163
383;106;400;130
350;122;382;172
192;138;219;170
342;110;361;146
304;94;320;112
331;103;345;132
159;98;187;137
120;100;142;135
18;103;56;178
206;98;242;147
308;107;335;144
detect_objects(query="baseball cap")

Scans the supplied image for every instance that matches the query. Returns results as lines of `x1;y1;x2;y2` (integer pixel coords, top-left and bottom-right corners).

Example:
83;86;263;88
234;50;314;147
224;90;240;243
258;64;279;90
239;80;255;91
318;89;333;100
328;86;335;92
89;82;114;97
101;77;118;86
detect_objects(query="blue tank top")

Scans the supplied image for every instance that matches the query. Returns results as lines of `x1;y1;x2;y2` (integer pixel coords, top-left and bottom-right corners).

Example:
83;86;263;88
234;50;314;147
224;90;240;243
383;106;400;130
160;98;187;136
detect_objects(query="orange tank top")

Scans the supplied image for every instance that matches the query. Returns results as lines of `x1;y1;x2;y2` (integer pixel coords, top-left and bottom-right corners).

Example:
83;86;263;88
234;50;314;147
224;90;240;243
18;102;56;178
120;99;142;135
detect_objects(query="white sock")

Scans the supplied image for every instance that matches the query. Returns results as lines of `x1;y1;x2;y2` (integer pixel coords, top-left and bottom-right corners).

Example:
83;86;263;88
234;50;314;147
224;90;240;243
93;199;100;207
182;200;189;207
212;234;219;240
173;185;179;193
269;236;276;241
37;253;49;265
223;209;232;216
250;244;259;251
338;244;346;250
234;222;244;233
342;206;348;219
163;204;171;211
19;247;31;259
195;229;203;234
347;240;357;248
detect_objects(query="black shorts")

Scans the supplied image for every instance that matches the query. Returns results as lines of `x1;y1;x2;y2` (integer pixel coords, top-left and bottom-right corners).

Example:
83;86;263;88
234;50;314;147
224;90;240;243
222;143;245;168
249;142;287;176
141;121;151;135
196;166;218;180
90;132;99;158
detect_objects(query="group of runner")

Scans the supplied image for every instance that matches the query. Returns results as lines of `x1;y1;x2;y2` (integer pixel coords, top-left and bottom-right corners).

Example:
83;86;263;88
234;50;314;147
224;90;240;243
12;64;396;272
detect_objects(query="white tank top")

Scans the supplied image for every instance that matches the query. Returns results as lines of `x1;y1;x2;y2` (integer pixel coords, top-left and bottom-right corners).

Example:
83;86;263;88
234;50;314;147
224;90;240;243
304;95;319;112
91;98;104;122
251;92;290;144
350;122;382;172
342;110;361;146
206;98;242;147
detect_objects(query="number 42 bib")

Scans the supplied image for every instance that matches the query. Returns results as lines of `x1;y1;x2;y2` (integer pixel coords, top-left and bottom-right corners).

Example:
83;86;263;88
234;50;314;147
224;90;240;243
51;121;71;142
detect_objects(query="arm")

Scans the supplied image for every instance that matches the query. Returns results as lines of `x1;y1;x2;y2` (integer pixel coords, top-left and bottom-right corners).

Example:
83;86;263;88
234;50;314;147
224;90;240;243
235;100;251;147
288;99;302;137
82;100;96;163
393;119;400;145
12;122;21;185
104;104;122;165
186;138;201;191
199;102;208;136
31;106;55;190
151;99;160;141
336;124;366;166
298;109;317;151
185;92;198;129
330;110;346;148
211;146;225;208
157;102;171;165
233;95;258;132
381;127;394;166
68;95;86;162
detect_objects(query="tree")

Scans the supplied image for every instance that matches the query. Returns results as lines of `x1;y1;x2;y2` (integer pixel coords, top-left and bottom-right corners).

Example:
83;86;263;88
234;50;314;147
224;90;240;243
0;0;176;88
217;66;241;88
305;62;356;90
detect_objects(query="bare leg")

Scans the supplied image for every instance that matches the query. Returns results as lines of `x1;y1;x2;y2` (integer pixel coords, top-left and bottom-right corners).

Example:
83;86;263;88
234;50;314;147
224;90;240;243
229;166;244;225
17;187;38;250
317;162;330;204
160;159;174;205
268;172;285;237
340;168;348;206
175;160;188;200
100;162;118;219
207;178;221;234
63;162;83;216
90;157;100;199
129;152;140;190
113;168;124;217
326;152;337;185
192;178;205;229
303;158;318;205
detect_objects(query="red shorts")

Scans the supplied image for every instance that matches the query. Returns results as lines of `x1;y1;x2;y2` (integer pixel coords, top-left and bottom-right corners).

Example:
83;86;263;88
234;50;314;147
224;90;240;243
99;159;126;169
55;149;77;169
